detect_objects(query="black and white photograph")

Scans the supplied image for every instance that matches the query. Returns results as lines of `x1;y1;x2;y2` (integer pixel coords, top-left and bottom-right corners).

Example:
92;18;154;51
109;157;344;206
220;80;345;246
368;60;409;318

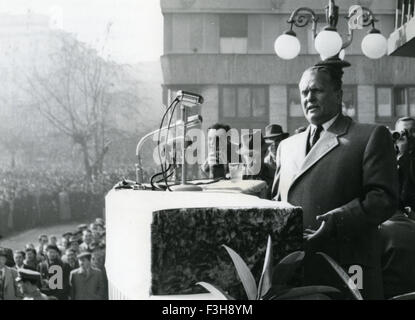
1;0;415;310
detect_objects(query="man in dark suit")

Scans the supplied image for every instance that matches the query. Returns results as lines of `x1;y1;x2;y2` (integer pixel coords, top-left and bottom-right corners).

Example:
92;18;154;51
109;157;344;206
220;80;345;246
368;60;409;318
272;57;399;299
69;252;106;300
379;210;415;299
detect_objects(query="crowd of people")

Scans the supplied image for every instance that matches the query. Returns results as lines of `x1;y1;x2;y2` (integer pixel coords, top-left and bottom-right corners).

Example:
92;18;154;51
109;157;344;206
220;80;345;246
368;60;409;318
0;168;136;238
0;218;107;300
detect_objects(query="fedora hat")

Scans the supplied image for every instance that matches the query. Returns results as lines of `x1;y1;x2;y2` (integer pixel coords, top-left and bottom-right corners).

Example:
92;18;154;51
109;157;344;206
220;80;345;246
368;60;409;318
263;124;289;140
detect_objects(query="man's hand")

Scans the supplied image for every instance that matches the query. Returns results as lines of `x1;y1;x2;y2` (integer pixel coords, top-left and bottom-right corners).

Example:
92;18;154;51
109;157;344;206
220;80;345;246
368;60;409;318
303;212;335;252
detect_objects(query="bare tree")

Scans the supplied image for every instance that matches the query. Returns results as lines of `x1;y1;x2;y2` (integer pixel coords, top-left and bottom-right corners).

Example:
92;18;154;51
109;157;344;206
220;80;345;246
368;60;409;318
26;31;120;182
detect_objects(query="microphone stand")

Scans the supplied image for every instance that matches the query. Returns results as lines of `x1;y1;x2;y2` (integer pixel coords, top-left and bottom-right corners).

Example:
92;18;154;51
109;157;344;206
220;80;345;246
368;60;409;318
170;101;203;192
135;115;202;185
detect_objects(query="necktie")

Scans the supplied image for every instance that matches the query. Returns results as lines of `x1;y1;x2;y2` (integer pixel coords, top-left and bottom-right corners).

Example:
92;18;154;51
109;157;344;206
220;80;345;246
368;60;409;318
308;125;323;153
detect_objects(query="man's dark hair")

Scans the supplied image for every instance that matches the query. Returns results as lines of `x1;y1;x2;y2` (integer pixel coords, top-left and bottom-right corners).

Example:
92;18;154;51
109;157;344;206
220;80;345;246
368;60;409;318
307;66;343;91
304;58;351;91
14;250;26;259
208;123;231;132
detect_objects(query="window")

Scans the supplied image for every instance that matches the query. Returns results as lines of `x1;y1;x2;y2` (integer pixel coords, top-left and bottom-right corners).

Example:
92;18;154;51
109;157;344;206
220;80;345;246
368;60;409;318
220;86;268;119
376;87;393;117
376;86;415;118
219;14;248;54
395;88;407;117
342;86;357;119
288;86;303;117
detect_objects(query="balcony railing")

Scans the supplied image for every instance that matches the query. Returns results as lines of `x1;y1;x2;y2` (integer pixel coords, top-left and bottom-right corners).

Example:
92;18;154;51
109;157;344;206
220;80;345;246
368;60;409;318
395;0;415;29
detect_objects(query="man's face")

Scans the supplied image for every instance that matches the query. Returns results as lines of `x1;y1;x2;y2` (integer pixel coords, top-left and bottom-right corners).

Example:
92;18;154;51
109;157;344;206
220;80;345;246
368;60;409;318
40;236;48;245
0;256;6;267
14;253;24;266
66;251;75;263
50;237;57;245
70;242;79;251
83;232;92;244
26;251;36;262
61;238;68;248
396;120;415;137
79;257;91;270
299;70;342;125
395;120;415;155
47;249;59;261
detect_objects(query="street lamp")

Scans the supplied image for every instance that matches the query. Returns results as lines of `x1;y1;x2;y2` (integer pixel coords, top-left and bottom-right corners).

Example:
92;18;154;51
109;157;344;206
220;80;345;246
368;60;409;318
274;0;387;60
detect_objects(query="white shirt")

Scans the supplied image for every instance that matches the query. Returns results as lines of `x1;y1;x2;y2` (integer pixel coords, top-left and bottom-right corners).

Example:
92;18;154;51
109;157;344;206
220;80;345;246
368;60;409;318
310;113;340;133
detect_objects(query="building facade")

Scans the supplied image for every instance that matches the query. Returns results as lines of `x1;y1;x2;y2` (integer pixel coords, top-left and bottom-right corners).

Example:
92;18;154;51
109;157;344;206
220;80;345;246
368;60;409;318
388;0;415;58
161;0;415;134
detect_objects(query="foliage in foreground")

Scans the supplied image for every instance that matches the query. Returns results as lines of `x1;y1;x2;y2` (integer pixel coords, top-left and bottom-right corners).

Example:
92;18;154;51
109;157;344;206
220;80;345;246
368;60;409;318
198;235;364;300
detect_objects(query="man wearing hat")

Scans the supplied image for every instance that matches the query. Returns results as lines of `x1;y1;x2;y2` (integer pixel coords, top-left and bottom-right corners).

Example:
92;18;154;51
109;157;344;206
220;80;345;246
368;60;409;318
16;269;49;300
263;124;289;170
271;57;398;299
68;234;82;255
0;248;18;300
69;252;106;300
38;244;71;300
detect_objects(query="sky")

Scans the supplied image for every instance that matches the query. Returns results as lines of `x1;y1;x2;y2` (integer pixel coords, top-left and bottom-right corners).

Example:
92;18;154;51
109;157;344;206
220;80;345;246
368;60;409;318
0;0;163;64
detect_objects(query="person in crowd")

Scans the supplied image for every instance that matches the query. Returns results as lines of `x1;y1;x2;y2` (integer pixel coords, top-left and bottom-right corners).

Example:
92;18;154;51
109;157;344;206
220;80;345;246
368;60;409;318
49;235;58;247
379;208;415;299
263;124;289;170
59;232;72;253
36;234;48;255
79;230;94;252
38;244;71;300
68;236;81;255
24;248;39;271
13;251;27;270
201;123;240;179
90;224;104;245
62;249;79;271
393;117;415;218
77;224;89;233
16;269;49;300
271;57;398;299
0;248;18;300
70;252;106;300
239;131;275;195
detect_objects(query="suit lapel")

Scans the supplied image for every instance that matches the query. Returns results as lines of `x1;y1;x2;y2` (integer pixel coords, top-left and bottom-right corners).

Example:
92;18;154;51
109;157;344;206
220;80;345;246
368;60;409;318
288;115;351;193
292;128;309;173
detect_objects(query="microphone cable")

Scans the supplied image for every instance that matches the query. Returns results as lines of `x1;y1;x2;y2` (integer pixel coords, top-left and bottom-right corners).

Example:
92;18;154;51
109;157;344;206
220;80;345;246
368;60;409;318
157;98;179;191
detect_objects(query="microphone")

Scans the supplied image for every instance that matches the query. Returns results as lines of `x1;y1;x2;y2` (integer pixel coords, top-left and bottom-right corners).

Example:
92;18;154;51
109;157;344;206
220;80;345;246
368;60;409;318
176;91;204;105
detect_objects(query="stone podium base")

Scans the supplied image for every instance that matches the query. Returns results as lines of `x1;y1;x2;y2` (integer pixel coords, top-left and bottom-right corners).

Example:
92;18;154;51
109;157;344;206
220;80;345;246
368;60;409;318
151;206;302;299
105;190;302;300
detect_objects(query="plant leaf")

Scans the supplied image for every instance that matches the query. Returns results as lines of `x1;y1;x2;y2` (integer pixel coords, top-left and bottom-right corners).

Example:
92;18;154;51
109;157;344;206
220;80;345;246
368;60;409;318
317;252;363;300
273;285;341;300
272;251;305;286
223;244;258;300
289;293;331;300
257;235;273;299
196;282;233;300
389;292;415;300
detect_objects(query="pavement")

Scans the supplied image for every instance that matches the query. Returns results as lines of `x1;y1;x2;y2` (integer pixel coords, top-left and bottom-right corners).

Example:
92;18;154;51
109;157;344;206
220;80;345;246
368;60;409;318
0;222;81;251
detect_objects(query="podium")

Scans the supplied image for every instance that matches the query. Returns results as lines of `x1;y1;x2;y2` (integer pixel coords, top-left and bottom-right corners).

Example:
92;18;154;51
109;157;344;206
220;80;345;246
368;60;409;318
105;187;302;300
